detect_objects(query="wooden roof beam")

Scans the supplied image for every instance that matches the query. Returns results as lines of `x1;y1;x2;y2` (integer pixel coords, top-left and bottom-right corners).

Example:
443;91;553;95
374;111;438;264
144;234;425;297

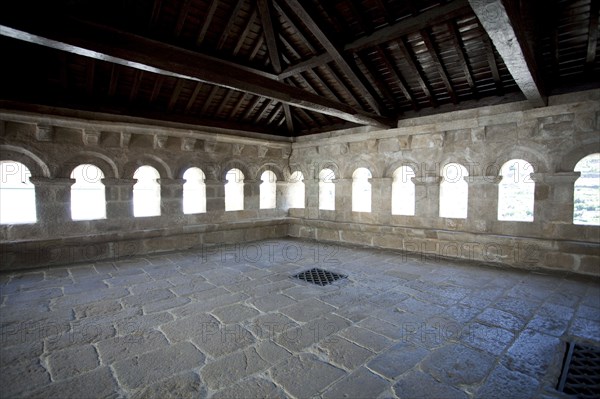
196;0;219;46
586;0;599;76
0;17;391;128
395;38;437;107
216;0;245;50
447;21;478;97
420;29;457;104
468;0;547;107
281;0;384;115
173;0;192;37
257;0;282;73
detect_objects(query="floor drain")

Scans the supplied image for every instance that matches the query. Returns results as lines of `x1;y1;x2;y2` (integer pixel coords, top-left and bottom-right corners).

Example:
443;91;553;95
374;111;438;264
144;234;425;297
292;268;347;286
557;341;600;398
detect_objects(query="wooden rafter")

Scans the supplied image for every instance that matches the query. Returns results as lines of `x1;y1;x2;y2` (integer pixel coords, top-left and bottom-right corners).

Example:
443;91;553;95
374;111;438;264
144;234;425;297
185;82;203;113
253;99;272;123
108;64;119;97
216;0;245;50
200;85;220;115
281;0;384;115
482;34;504;95
447;21;477;97
150;75;164;103
395;38;437;107
196;0;219;46
215;89;236;116
469;0;546;106
0;17;390;128
272;1;317;55
258;0;282;73
129;70;143;102
173;0;193;37
371;46;415;107
233;9;257;57
229;92;249;119
150;0;163;28
86;59;95;96
586;0;599;75
283;104;294;133
420;29;457;104
168;79;185;111
242;96;262;120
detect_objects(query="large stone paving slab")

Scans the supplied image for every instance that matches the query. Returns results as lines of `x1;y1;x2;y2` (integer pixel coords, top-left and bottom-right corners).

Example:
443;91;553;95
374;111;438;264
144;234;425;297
0;238;599;398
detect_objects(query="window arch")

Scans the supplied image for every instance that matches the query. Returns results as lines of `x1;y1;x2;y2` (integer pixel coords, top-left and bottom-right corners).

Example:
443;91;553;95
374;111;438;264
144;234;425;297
319;168;335;211
260;170;277;209
183;167;206;214
392;166;415;216
573;153;600;225
70;164;106;221
0;160;36;224
352;168;372;213
498;159;534;222
133;166;161;217
287;171;305;209
439;163;468;219
225;168;244;211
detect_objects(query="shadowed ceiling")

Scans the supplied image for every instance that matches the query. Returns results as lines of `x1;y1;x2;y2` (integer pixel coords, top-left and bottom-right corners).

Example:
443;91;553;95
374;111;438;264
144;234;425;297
0;0;598;137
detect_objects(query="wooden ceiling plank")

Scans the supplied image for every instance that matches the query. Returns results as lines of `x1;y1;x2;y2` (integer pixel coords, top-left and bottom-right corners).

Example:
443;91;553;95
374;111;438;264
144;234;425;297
373;0;393;25
468;0;546;106
173;0;193;37
150;0;163;28
129;70;143;102
216;0;245;50
481;35;504;94
168;79;185;111
447;21;478;97
373;46;416;107
253;99;272;123
185;81;203;113
108;64;119;97
346;0;470;53
242;96;262;120
257;0;282;73
420;29;458;103
281;0;384;115
585;0;599;75
86;59;95;97
233;9;257;56
200;85;220;115
215;89;236;116
249;34;265;61
283;103;294;133
150;75;164;103
0;17;391;128
196;0;219;46
267;103;283;125
229;92;249;119
396;38;437;107
272;1;317;54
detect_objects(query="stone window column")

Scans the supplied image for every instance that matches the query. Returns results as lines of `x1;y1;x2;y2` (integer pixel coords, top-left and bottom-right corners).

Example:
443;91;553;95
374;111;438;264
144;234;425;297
303;178;319;218
102;178;136;219
370;177;392;221
412;176;441;219
276;181;290;210
467;175;501;229
158;178;185;216
205;179;225;213
243;179;261;210
333;178;352;219
29;177;75;226
531;172;581;224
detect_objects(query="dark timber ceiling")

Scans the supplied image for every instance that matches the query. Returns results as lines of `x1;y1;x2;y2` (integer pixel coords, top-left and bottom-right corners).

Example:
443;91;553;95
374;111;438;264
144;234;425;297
0;0;598;137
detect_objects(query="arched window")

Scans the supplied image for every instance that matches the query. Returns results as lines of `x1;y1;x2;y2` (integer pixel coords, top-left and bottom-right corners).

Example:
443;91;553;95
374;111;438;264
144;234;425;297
260;170;277;209
225;168;244;211
133;166;161;217
439;163;468;219
352;168;372;213
287;171;305;209
319;168;335;211
0;161;36;224
498;159;534;222
70;164;106;221
574;153;600;225
392;166;415;216
183;167;206;214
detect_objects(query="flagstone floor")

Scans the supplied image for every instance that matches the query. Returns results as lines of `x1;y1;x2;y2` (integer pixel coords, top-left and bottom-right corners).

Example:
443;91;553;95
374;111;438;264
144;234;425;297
1;238;599;398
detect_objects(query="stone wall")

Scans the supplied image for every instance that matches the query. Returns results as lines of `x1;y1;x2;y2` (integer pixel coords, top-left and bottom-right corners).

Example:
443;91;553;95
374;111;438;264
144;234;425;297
1;90;599;275
287;90;600;276
0;110;291;270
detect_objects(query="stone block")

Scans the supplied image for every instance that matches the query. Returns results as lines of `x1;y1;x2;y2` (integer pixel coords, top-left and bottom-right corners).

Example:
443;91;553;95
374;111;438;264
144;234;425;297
393;370;467;399
112;342;205;389
377;138;400;153
323;367;388;399
131;372;204;399
96;329;170;364
411;133;444;148
484;123;517;142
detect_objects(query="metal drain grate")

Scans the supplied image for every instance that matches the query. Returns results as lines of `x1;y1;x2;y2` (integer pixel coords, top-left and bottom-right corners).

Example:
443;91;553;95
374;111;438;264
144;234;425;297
292;268;347;286
557;341;600;398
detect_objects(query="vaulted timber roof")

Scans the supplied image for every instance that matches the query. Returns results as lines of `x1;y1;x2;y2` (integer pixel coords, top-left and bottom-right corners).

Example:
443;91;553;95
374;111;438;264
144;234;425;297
0;0;598;137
